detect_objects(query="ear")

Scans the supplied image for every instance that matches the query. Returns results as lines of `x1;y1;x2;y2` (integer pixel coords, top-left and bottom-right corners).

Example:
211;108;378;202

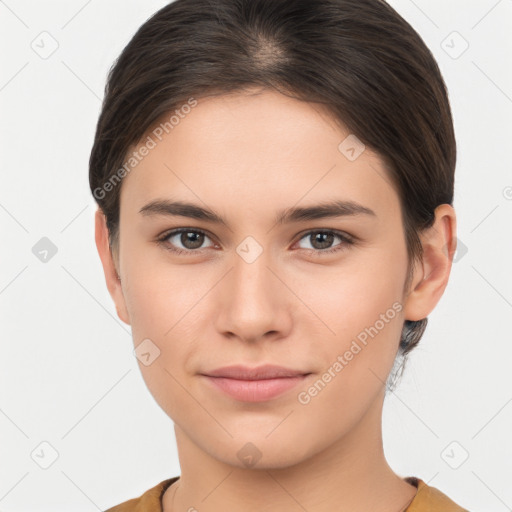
402;204;457;321
94;208;131;325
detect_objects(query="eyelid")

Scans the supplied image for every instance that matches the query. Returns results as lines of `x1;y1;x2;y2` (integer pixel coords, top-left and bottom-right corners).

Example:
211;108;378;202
293;227;354;243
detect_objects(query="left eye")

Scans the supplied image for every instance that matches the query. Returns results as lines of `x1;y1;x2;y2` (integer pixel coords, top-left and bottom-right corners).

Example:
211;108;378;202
295;230;353;254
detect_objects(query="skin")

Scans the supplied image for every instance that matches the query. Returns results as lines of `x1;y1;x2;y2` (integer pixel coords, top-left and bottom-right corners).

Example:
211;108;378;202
95;87;457;512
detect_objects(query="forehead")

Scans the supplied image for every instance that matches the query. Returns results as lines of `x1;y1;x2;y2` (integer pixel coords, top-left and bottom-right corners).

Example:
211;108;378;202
119;89;399;224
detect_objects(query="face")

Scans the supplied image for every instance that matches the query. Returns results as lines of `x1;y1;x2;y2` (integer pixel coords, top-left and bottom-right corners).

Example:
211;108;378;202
101;88;424;468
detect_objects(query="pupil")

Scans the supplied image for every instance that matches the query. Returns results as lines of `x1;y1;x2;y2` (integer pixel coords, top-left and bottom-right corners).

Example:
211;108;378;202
182;232;203;249
313;232;333;249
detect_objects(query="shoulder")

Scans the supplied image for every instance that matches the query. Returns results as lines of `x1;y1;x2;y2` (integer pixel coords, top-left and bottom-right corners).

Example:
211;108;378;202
104;476;179;512
406;476;470;512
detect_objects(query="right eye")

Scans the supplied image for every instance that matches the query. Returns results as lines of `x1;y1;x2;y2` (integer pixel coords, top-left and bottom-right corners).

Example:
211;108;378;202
157;228;217;255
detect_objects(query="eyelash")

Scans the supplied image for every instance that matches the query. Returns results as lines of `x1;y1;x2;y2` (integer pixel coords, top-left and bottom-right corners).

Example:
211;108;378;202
156;228;355;256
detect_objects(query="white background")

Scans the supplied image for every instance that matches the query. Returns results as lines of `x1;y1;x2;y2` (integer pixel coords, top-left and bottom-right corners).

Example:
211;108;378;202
1;1;511;510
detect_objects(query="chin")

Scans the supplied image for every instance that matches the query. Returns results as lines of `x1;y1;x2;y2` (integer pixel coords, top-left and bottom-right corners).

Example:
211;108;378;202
204;430;318;470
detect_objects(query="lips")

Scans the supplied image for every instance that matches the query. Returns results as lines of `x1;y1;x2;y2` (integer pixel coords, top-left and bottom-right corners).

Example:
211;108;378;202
200;364;312;402
202;364;310;380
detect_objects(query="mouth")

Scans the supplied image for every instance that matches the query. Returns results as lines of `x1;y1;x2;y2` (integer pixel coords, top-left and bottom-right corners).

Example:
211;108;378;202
199;364;312;402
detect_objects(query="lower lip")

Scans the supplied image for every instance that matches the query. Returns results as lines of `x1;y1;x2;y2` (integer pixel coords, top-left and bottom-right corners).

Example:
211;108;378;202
202;375;310;402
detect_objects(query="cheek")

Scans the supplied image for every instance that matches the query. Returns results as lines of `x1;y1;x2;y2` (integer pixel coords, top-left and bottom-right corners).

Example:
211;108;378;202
307;251;406;340
291;278;405;448
121;244;201;335
121;250;208;381
307;252;407;399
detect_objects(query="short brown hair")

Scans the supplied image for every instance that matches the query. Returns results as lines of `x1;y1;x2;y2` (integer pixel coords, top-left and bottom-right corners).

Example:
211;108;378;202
89;0;456;389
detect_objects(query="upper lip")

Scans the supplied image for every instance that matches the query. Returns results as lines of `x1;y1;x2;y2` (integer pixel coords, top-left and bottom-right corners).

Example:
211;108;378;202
201;364;311;380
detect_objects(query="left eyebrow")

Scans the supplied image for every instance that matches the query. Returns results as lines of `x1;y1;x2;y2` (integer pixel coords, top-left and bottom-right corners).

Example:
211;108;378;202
138;198;377;229
274;199;377;224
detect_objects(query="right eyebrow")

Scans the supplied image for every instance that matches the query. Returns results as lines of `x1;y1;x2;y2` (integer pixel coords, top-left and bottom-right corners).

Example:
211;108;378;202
139;199;227;224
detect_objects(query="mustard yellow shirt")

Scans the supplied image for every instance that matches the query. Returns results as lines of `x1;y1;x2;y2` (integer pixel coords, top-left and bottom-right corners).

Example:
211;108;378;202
104;476;469;511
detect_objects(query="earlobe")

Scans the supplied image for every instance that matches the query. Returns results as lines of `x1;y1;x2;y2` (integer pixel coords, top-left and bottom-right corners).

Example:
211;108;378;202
402;204;457;322
94;208;131;325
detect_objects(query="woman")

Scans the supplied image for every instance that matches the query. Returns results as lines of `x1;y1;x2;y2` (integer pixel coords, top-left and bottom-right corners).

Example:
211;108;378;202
90;0;468;510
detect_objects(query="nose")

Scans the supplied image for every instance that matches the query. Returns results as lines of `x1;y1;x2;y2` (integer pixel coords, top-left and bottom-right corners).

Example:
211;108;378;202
214;247;293;344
